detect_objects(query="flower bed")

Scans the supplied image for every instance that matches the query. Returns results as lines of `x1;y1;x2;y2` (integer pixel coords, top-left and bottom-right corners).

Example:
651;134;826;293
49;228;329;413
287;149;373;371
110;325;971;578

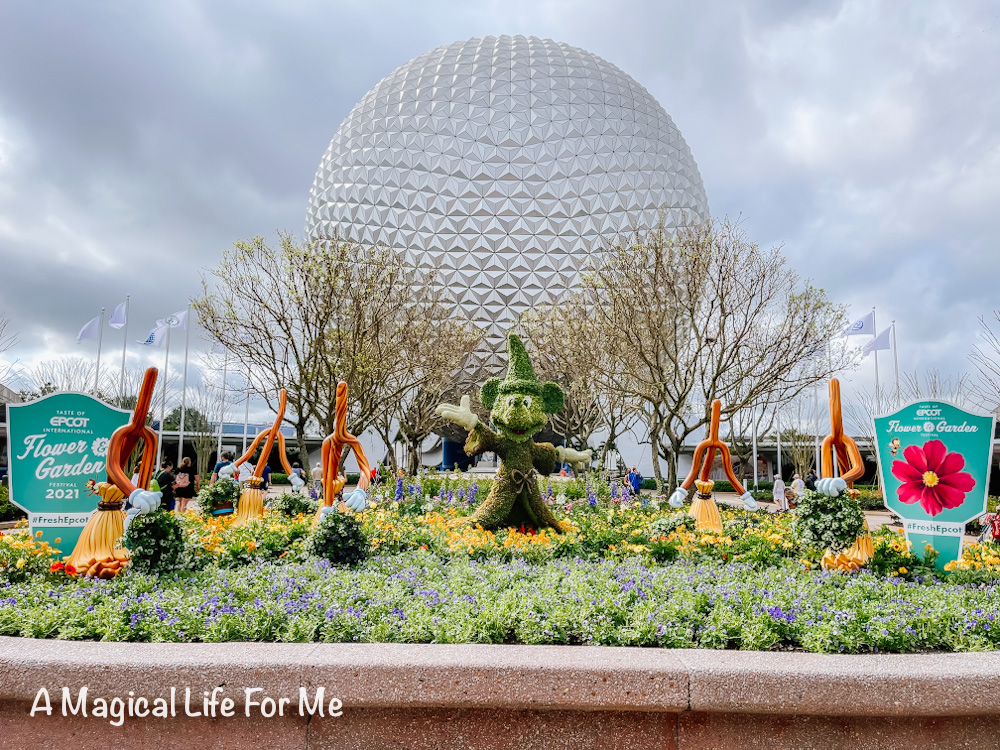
2;473;1000;652
3;551;1000;652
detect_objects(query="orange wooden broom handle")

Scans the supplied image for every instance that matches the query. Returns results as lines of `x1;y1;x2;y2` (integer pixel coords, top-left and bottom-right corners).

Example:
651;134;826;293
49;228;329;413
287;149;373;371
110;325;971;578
106;367;158;495
822;378;865;485
681;400;748;495
322;381;371;504
234;390;288;479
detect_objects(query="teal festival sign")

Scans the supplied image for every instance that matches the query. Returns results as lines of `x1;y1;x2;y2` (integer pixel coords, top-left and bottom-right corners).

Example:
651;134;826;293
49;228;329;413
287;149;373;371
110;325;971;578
5;392;130;557
873;400;996;569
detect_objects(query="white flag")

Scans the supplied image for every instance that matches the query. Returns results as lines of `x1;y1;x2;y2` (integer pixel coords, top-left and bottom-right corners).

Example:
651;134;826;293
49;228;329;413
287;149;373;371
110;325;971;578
156;309;188;330
862;327;892;358
137;324;170;348
842;311;875;337
76;315;101;343
108;300;127;329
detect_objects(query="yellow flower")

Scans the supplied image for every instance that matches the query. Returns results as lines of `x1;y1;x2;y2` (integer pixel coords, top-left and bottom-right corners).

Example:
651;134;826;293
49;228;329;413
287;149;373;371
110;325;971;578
898;567;908;575
16;558;26;569
35;530;43;538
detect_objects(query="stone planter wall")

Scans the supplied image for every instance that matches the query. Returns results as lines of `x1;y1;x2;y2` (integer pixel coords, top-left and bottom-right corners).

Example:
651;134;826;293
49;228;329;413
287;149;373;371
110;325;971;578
1;637;998;749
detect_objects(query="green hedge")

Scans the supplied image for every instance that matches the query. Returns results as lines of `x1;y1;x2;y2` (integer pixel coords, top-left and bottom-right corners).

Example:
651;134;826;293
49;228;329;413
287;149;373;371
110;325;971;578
0;485;26;522
270;471;361;486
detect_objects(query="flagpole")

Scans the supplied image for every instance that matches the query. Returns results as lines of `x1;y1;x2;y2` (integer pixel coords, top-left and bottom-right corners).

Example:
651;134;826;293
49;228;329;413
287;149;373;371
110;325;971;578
871;306;881;415
177;306;191;466
118;295;130;400
891;320;899;406
216;352;228;463
751;410;758;490
242;390;250;455
813;382;820;472
93;307;106;394
156;325;172;468
776;429;782;480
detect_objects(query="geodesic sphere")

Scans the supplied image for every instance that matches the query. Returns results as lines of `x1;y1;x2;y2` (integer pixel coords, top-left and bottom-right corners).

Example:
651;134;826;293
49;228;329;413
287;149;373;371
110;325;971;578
306;35;709;361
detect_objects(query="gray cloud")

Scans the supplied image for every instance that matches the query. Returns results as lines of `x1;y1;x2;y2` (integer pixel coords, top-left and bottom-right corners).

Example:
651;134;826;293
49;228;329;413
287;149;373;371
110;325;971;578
1;0;998;412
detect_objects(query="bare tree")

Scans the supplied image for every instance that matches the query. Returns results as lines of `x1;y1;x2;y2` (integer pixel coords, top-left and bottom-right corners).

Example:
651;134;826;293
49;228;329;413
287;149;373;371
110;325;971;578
195;232;475;471
19;357;98;399
519;300;630;453
971;311;1000;413
725;405;778;485
0;314;16;386
580;217;852;489
381;327;482;476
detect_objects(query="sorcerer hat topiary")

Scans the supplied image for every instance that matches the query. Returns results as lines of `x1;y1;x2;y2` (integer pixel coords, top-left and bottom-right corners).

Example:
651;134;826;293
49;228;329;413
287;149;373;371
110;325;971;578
480;333;564;413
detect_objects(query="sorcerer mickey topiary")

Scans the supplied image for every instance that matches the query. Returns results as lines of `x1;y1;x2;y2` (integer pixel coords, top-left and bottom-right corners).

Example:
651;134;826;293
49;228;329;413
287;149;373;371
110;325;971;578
435;333;591;531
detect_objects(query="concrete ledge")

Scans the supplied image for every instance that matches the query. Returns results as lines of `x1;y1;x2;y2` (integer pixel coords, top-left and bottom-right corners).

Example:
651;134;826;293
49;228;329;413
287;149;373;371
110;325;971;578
2;637;999;748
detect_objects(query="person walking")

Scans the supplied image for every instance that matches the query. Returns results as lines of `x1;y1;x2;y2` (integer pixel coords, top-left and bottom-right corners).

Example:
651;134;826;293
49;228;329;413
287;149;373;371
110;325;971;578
173;456;199;514
772;475;787;511
211;452;235;484
155;459;177;512
627;465;643;496
791;473;805;496
290;462;305;494
311;462;323;492
805;469;817;492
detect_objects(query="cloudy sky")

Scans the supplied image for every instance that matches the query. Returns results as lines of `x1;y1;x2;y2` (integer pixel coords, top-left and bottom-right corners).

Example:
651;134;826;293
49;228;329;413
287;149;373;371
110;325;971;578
1;1;998;412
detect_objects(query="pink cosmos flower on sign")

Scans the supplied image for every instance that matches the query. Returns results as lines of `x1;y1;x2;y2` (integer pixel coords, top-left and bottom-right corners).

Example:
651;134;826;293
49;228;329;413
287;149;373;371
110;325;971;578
890;439;976;517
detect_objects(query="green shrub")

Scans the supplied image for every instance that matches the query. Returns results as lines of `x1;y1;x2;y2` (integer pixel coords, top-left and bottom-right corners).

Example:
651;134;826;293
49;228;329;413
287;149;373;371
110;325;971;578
855;488;886;511
0;484;26;522
867;527;923;578
647;536;681;562
270;472;289;485
306;512;369;566
0;528;60;582
267;492;318;518
794;489;866;554
648;513;697;539
642;478;658;490
122;510;186;575
195;478;241;518
705;481;775;494
723;512;766;535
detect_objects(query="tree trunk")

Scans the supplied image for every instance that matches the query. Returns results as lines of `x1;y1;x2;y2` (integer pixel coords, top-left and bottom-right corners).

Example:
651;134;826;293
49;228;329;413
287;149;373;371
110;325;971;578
649;432;664;493
295;424;310;475
668;437;683;489
406;436;421;476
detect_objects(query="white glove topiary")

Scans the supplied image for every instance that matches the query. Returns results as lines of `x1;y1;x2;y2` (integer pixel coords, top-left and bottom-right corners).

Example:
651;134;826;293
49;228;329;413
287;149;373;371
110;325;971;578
668;486;687;508
435;395;479;431
739;491;758;511
123;488;162;534
816;477;847;497
345;487;367;512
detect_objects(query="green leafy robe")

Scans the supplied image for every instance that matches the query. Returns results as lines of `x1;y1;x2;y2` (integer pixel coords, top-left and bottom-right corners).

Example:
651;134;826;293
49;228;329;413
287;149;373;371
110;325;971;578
464;423;561;530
